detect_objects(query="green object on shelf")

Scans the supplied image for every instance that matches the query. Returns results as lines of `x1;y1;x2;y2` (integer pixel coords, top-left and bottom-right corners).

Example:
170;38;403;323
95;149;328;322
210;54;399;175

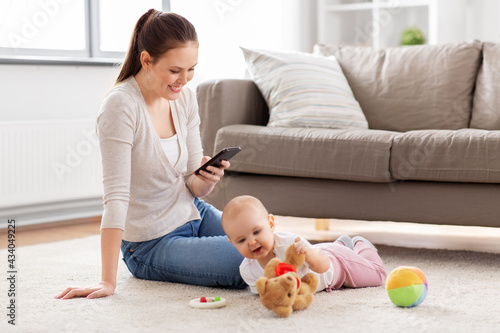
401;27;426;45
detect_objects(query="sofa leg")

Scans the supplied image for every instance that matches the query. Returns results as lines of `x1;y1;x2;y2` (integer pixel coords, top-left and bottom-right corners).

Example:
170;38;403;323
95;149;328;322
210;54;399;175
315;218;330;231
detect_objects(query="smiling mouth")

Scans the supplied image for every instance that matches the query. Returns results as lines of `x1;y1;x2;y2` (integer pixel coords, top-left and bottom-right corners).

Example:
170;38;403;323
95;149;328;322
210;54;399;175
169;85;182;93
252;246;262;254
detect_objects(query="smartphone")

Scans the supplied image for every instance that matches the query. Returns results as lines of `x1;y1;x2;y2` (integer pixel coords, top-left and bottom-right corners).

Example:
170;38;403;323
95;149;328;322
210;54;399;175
194;147;242;175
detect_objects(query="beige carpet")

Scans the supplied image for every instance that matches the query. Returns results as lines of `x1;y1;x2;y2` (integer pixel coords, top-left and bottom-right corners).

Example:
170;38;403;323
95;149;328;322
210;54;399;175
1;235;499;333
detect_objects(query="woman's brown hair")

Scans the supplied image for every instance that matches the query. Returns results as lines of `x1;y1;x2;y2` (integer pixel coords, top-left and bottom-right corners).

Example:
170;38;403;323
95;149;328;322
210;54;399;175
115;9;198;84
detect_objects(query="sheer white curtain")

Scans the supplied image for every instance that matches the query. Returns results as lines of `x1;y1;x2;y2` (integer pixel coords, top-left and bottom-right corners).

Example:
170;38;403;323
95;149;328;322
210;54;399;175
170;0;316;88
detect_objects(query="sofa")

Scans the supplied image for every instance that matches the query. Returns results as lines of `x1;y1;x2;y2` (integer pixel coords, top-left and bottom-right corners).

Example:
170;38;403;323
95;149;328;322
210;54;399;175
196;40;500;228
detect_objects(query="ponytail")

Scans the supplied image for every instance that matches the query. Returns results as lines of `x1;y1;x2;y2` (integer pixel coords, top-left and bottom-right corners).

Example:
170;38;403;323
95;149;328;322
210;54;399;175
115;10;198;85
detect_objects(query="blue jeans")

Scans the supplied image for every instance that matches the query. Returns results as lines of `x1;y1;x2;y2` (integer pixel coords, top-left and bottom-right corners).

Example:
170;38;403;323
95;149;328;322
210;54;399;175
121;198;247;289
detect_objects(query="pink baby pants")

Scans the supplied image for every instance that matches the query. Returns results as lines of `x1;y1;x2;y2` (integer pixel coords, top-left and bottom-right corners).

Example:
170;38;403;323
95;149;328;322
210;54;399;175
318;242;387;291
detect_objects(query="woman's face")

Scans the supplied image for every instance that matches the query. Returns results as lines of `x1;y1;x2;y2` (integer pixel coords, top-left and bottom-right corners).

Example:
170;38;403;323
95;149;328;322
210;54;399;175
145;42;198;100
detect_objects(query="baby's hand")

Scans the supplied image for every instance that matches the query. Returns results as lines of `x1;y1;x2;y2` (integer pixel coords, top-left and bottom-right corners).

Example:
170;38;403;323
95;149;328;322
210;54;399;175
294;237;311;256
294;237;331;274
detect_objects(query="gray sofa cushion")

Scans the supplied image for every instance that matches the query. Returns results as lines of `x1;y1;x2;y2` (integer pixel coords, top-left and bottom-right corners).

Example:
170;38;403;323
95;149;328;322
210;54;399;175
391;129;500;183
214;124;398;183
314;41;482;132
470;42;500;130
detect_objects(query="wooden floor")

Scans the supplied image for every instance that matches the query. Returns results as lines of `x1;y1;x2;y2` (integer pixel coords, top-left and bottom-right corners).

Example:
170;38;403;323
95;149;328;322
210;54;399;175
0;217;101;249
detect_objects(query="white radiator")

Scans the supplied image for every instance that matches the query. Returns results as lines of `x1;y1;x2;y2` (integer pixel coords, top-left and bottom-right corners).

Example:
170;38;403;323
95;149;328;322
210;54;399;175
0;120;103;225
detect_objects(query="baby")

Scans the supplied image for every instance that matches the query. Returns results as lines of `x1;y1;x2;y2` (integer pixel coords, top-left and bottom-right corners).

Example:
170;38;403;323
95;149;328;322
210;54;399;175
221;195;387;293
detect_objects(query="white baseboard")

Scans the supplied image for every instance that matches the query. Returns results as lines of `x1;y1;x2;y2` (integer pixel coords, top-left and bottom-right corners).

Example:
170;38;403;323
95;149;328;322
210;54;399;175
0;197;103;229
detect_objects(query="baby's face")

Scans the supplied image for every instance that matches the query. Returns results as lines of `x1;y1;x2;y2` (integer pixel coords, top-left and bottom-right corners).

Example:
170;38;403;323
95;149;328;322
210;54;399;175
225;209;275;264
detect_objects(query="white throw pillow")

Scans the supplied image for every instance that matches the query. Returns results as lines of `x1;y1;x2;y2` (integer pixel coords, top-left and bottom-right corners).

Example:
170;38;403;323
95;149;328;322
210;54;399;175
241;47;368;129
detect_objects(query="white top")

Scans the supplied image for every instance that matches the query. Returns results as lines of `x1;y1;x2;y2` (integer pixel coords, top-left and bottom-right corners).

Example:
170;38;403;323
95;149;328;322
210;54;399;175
97;76;203;242
159;134;180;167
239;231;334;293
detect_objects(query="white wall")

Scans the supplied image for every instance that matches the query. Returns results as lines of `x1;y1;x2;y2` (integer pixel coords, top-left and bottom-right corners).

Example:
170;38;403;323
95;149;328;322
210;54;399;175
0;64;118;122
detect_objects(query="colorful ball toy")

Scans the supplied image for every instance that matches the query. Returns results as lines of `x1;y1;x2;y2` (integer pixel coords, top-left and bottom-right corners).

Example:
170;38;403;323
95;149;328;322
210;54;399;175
386;266;427;307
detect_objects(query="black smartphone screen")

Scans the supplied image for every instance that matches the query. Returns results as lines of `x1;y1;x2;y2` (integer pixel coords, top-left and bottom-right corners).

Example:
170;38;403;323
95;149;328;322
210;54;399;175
194;147;241;175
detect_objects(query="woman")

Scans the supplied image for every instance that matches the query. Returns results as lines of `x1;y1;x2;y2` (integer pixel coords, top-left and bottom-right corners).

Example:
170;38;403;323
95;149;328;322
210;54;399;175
57;9;246;300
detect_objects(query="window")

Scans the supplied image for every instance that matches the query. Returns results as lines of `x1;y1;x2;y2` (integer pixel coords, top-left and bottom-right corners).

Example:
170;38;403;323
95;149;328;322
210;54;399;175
0;0;87;57
95;0;165;57
0;0;170;64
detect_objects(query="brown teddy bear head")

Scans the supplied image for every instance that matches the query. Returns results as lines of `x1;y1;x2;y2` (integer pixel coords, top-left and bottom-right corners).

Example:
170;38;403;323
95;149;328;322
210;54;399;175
256;243;318;318
256;273;300;318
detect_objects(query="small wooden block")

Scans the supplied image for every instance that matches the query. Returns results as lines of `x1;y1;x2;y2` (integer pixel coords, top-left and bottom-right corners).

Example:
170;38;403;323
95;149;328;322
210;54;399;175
315;218;330;231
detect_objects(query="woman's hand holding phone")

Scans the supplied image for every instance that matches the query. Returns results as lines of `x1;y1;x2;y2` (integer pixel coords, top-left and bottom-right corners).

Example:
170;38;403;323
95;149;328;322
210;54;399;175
192;147;241;195
194;147;241;176
195;156;230;186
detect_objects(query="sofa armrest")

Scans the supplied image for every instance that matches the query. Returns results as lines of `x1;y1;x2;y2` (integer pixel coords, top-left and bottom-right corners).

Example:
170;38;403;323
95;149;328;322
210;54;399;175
196;79;269;156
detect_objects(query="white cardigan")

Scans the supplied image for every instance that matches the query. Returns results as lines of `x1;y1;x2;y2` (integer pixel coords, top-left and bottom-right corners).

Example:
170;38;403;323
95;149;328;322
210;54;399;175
97;77;203;242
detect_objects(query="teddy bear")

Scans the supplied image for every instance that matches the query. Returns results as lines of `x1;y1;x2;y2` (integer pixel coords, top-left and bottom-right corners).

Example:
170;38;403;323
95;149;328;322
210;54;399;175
255;243;319;318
